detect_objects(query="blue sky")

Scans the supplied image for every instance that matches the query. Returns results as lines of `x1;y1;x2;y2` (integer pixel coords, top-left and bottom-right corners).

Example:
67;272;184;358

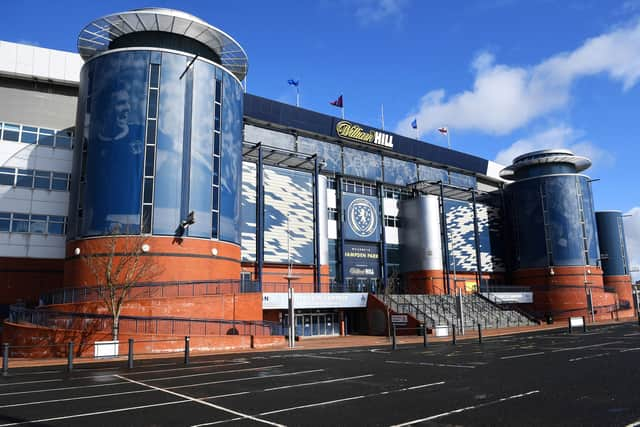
2;0;639;275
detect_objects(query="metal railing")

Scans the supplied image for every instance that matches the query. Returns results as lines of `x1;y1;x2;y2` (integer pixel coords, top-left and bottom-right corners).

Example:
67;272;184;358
9;306;284;337
40;280;262;306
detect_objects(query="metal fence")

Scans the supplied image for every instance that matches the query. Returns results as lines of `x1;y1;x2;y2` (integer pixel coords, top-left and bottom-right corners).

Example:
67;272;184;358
9;306;284;337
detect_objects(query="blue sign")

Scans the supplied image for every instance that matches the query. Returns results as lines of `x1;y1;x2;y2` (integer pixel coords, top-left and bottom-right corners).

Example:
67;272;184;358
342;194;379;242
343;242;379;277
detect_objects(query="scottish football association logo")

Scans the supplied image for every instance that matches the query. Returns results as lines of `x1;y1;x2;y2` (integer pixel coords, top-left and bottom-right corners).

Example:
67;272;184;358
347;198;377;238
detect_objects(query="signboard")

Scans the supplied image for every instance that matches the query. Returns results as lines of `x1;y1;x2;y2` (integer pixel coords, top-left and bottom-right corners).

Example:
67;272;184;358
262;292;368;309
465;281;477;292
94;340;119;358
342;193;380;242
391;314;408;325
344;242;379;277
334;120;393;149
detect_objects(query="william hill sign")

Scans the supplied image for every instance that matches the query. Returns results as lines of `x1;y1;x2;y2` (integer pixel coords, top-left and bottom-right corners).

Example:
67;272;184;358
335;120;393;149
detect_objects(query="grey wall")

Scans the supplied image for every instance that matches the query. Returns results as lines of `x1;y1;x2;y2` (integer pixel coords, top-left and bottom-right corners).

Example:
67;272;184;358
0;84;77;130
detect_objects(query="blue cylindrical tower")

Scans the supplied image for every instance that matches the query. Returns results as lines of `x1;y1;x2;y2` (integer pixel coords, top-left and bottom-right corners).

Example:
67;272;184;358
596;211;630;276
66;8;248;285
501;149;599;269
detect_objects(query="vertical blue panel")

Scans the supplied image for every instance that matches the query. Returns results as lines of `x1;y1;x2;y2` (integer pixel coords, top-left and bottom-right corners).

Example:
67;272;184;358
82;51;149;236
187;60;215;238
596;212;629;276
545;176;584;266
581;178;600;266
153;53;186;235
343;147;382;181
383;157;417;186
342;193;380;242
219;74;243;244
507;179;547;268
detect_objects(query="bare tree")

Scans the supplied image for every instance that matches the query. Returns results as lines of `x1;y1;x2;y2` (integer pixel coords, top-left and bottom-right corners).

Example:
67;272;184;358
384;270;400;338
82;232;164;341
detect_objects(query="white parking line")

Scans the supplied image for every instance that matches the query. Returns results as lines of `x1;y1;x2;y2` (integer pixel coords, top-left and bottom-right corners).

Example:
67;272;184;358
620;347;640;353
0;400;188;426
568;353;608;362
143;364;283;382
0;379;129;397
386;360;475;369
263;374;374;391
168;369;325;390
550;341;623;353
117;375;284;427
0;378;62;387
0;387;153;408
297;354;352;361
500;352;545;360
391;390;540;426
193;381;446;426
125;361;248;376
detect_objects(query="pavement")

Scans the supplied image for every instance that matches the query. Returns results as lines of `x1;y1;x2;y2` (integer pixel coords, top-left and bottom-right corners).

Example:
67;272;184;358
2;320;640;426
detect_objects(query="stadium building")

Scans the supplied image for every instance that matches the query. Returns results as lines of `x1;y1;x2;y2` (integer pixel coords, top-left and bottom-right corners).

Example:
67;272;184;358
0;8;634;354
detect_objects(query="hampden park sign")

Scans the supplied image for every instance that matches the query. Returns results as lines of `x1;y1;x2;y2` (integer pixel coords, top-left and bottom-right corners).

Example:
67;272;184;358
335;120;394;149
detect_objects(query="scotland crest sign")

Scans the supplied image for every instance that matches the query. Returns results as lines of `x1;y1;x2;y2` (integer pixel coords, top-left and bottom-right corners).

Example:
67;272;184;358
343;194;379;242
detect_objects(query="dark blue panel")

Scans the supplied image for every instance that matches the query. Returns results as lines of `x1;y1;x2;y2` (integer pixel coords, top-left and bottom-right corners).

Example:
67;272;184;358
154;52;186;235
342;193;380;242
219;74;243;244
82;51;149;236
243;94;489;175
343;147;382;181
544;176;585;266
344;242;379;277
506;179;547;268
596;211;629;276
188;60;215;238
383;156;418;186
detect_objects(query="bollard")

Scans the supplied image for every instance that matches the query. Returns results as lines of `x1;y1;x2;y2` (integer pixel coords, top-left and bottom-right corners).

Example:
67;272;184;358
128;338;134;369
423;325;428;348
477;323;483;344
184;336;190;365
582;316;587;333
2;343;8;376
67;342;74;372
452;324;457;345
392;325;397;350
568;319;573;334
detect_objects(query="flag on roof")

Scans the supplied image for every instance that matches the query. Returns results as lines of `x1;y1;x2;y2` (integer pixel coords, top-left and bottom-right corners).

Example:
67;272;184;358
287;79;299;86
438;127;448;135
330;95;343;108
411;118;418;129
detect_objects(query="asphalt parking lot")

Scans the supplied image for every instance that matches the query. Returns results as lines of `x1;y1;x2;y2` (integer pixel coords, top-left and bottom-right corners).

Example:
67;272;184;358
2;322;640;426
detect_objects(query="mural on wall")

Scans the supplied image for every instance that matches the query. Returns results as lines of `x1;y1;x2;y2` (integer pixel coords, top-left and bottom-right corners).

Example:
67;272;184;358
445;199;505;272
241;162;314;264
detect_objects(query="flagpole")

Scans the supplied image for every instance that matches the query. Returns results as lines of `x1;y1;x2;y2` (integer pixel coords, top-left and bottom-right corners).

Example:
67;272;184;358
447;130;451;149
342;106;345;120
381;104;385;130
296;86;300;107
415;127;419;140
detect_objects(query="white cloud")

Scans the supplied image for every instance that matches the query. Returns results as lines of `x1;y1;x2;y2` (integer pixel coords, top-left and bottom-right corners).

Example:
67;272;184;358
354;0;409;25
396;19;640;136
623;207;640;282
494;125;615;166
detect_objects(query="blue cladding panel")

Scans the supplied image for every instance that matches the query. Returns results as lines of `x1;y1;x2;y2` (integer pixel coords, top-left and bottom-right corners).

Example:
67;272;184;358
342;193;380;243
81;51;149;236
383;157;418;186
187;60;215;238
444;199;505;272
596;211;629;276
343;148;382;181
507;179;547;268
219;73;243;244
154;52;186;236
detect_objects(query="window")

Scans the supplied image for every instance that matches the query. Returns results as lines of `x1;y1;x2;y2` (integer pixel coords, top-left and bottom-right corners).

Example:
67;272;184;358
11;214;29;232
15;169;33;188
51;173;69;191
0;168;14;186
34;170;50;189
21;126;38;144
48;216;66;235
341;178;376;196
30;215;47;233
0;212;10;231
384;215;401;228
39;128;55;146
2;123;20;142
326;177;337;189
328;207;338;221
55;131;73;149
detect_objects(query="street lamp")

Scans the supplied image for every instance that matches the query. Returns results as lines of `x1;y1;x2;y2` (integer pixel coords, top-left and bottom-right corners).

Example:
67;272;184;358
283;213;300;348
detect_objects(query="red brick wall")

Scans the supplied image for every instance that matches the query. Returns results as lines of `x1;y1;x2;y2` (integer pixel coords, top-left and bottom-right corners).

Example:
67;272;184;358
64;236;241;287
0;257;63;304
1;322;284;358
